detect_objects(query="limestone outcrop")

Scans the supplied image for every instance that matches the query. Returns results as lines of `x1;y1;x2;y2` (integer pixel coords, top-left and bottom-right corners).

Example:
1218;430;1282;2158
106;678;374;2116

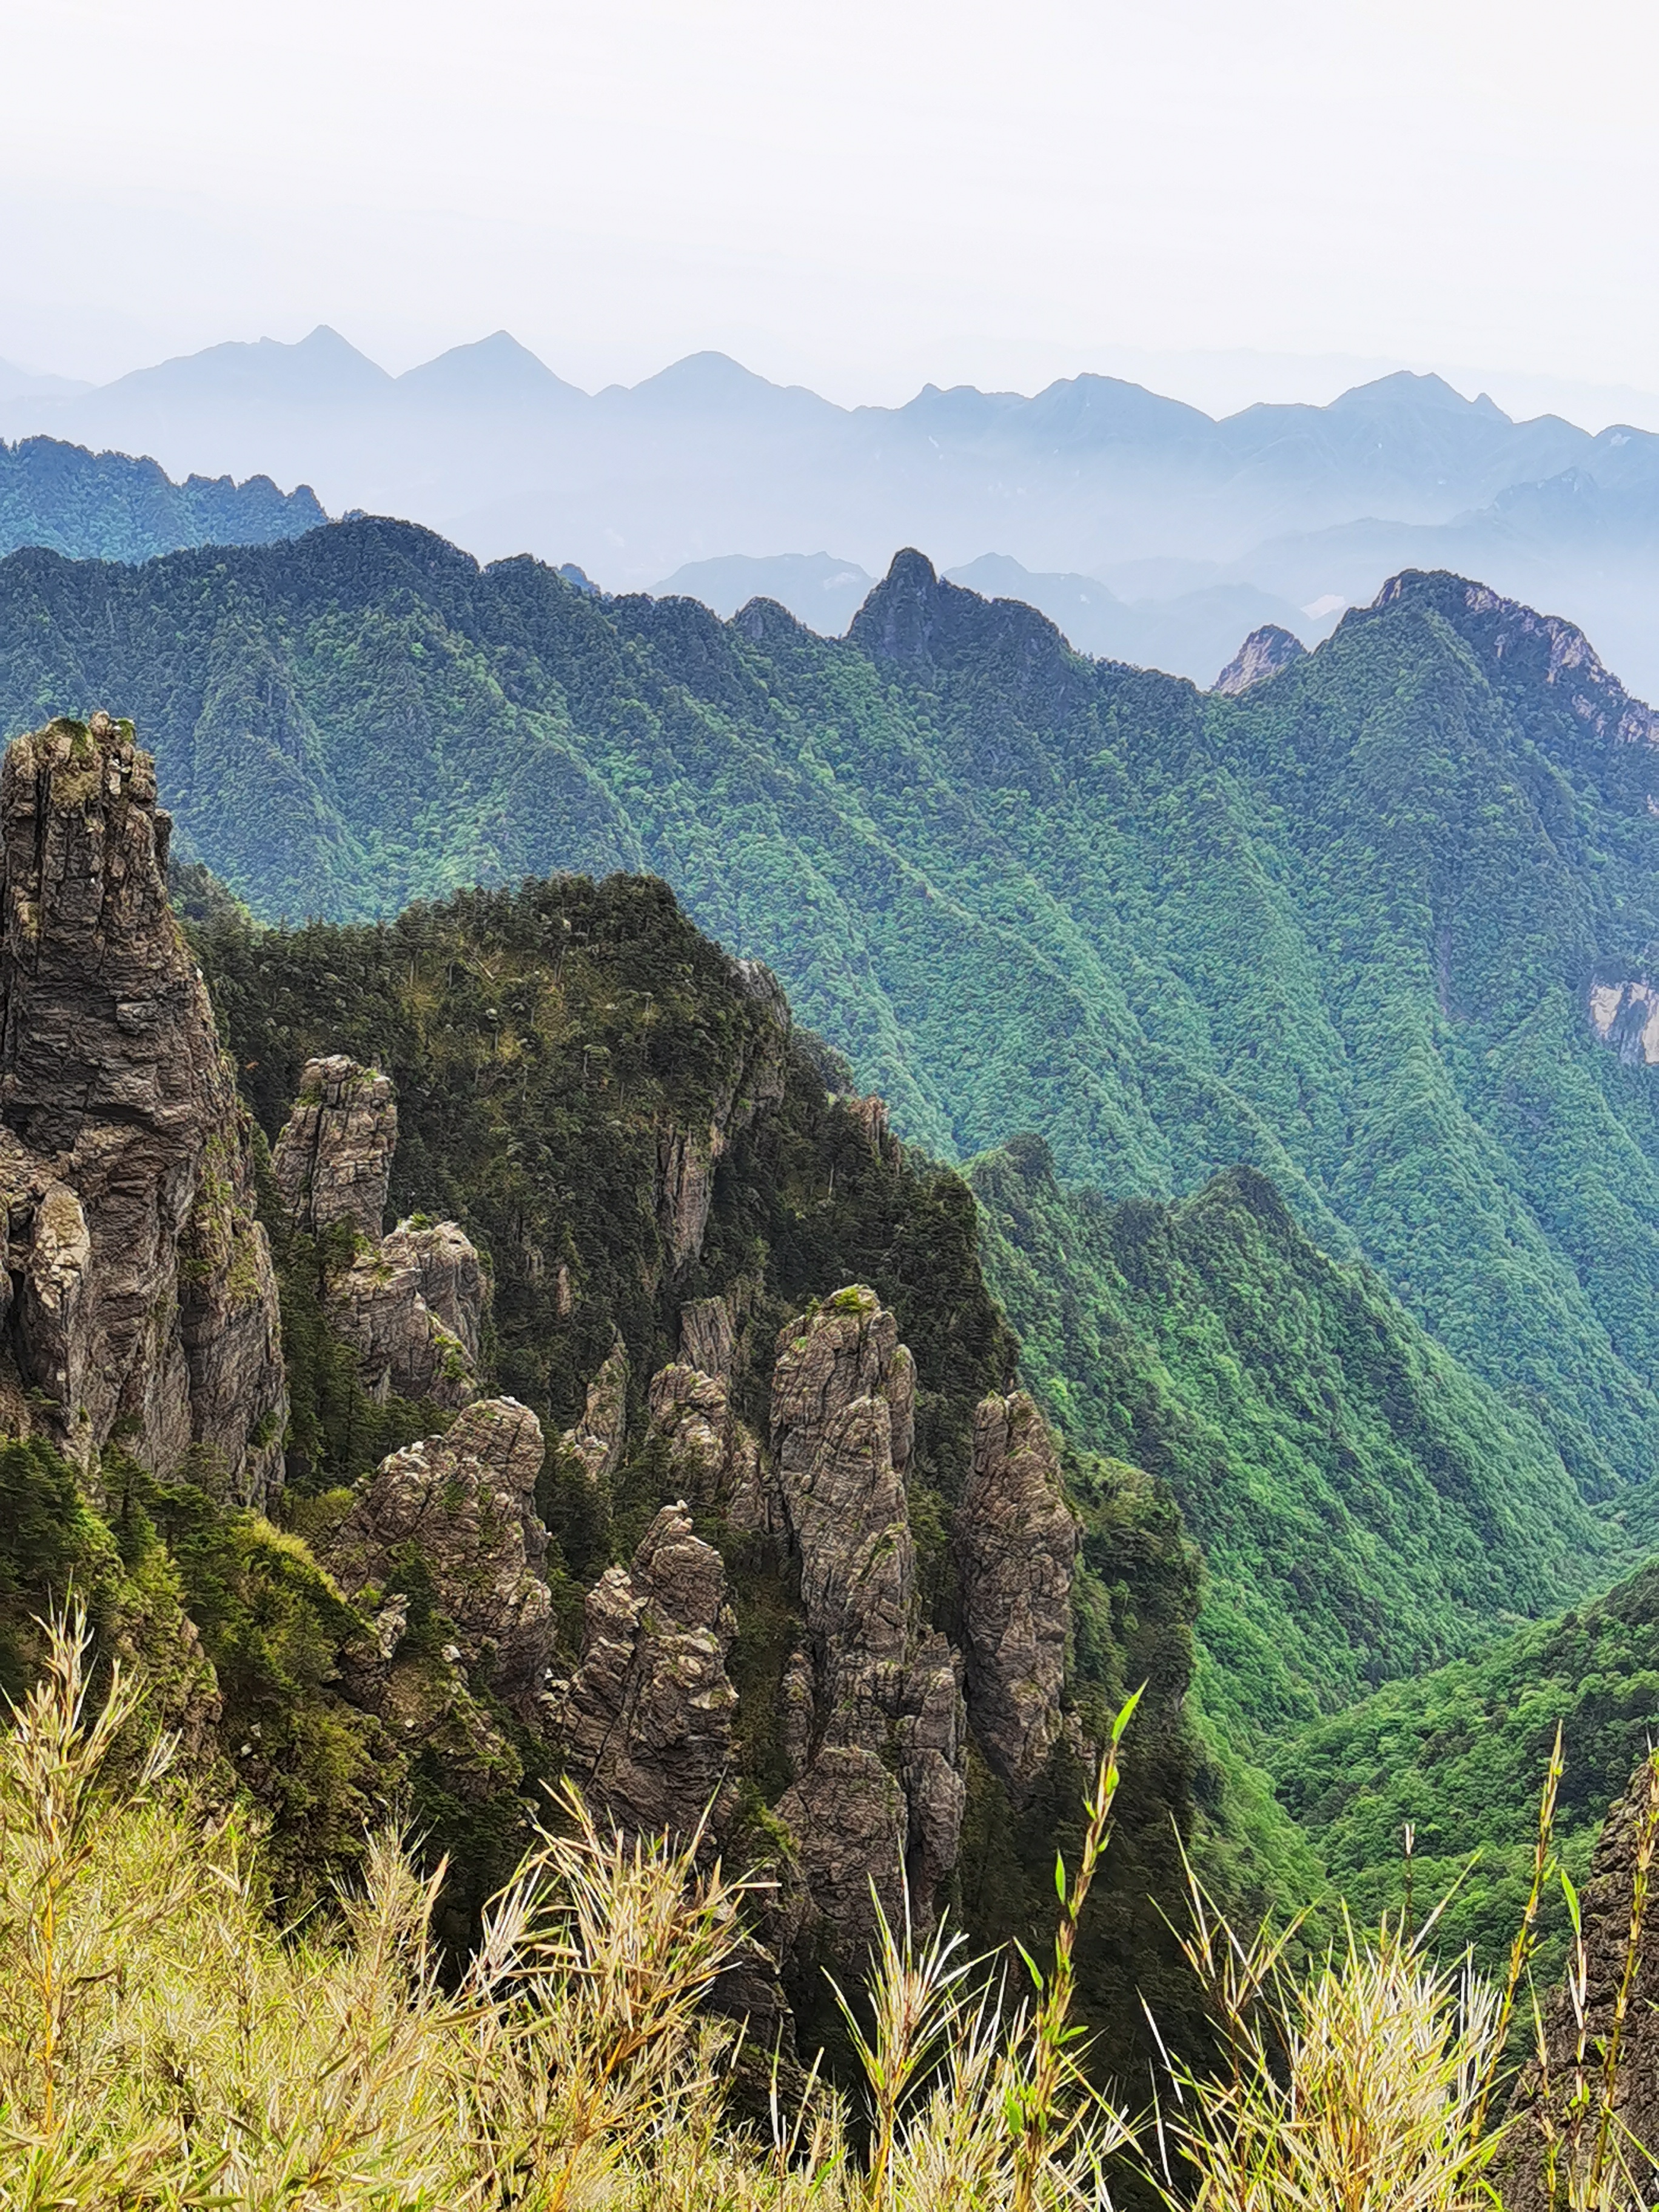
768;1288;967;1951
1213;623;1307;696
324;1396;553;1711
679;1295;737;1383
0;714;286;1500
955;1390;1079;1799
548;1500;739;1843
272;1056;484;1407
652;962;791;1270
647;1358;764;1520
1589;976;1659;1067
515;1282;1073;1993
560;1332;631;1484
270;1055;396;1240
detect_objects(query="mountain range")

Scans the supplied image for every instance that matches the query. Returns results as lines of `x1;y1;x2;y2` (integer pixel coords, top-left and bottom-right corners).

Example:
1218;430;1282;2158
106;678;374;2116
9;326;1659;692
5;512;1659;1783
4;475;1659;2120
0;433;324;563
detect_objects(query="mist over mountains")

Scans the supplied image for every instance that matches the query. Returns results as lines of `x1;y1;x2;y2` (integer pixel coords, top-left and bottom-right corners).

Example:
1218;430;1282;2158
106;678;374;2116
8;325;1659;691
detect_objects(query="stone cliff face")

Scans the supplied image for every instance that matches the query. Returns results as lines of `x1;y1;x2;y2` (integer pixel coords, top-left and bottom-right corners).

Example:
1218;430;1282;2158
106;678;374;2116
519;1287;1078;1968
1212;623;1307;696
270;1054;397;1241
956;1390;1079;1800
560;1332;630;1483
548;1501;739;1843
654;960;790;1270
1589;977;1659;1066
272;1054;485;1407
765;1289;964;1949
0;715;285;1500
324;1395;553;1713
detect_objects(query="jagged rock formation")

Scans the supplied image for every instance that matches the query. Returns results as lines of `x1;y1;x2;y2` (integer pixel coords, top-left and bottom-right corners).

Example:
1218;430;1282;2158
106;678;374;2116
1408;575;1659;747
384;1218;488;1355
1212;623;1307;695
846;1092;891;1151
1589;977;1659;1066
560;1332;631;1483
548;1501;739;1842
647;1360;762;1512
565;1289;983;1955
326;1230;481;1404
766;1287;967;1950
0;714;285;1500
955;1390;1079;1799
653;961;790;1269
323;1396;552;1711
272;1055;484;1407
679;1295;737;1382
1501;1755;1659;2208
270;1055;396;1239
563;1293;1079;1959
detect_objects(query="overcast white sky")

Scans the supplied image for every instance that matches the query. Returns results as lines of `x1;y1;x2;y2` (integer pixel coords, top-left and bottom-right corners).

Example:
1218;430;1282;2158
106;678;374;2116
5;0;1658;421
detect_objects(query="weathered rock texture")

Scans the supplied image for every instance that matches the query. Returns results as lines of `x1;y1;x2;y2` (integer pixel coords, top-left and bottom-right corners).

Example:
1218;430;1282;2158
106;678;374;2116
956;1390;1079;1799
767;1287;967;1952
1502;1757;1659;2210
324;1397;553;1711
384;1218;488;1353
653;962;790;1270
549;1501;739;1842
679;1295;737;1383
1213;623;1307;696
0;714;286;1500
270;1054;396;1238
1589;977;1659;1067
560;1332;631;1483
648;1358;762;1518
272;1056;484;1407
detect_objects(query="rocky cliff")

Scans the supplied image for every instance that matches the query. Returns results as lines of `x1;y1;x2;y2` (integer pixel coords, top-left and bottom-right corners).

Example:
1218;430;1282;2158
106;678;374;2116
1212;622;1306;695
956;1390;1078;1800
0;714;285;1500
272;1053;485;1407
549;1501;739;1842
535;1285;1078;1975
324;1396;553;1713
167;859;1200;2074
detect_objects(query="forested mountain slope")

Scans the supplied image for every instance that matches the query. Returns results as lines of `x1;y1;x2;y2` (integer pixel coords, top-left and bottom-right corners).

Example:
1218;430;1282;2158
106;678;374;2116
0;736;1217;2080
967;1139;1619;1732
3;523;1659;1524
1272;1553;1659;1972
0;435;324;560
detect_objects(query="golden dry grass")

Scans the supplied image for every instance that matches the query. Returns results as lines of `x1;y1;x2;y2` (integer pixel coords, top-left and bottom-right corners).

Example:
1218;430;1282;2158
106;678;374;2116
3;1615;1654;2211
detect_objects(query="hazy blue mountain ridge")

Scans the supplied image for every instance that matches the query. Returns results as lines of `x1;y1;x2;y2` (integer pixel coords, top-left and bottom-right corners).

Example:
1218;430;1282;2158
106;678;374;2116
8;329;1659;686
0;434;326;561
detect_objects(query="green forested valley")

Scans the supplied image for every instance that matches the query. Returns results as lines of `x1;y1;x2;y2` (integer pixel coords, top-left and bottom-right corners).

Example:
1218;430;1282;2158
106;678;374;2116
6;519;1659;2025
968;1139;1619;1731
6;528;1659;1530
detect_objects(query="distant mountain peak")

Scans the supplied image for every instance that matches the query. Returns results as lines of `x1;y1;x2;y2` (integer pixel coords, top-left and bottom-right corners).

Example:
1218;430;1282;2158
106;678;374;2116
1212;623;1306;695
1330;368;1506;419
396;330;579;403
1371;569;1659;741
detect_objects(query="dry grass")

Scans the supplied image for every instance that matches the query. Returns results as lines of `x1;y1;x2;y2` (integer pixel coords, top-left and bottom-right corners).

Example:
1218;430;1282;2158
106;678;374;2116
0;1614;1134;2209
5;1614;1654;2211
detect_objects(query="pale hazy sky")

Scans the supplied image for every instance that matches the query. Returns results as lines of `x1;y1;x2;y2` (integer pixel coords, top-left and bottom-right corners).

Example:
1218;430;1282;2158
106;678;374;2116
6;0;1658;420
